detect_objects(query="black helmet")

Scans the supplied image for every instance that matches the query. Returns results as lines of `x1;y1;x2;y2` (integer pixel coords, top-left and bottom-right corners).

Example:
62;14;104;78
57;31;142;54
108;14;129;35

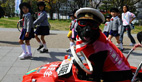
106;14;112;18
19;2;31;10
37;1;46;6
110;8;119;13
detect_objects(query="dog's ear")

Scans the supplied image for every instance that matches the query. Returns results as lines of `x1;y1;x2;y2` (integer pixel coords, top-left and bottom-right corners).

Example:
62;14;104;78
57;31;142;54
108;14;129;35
137;31;142;44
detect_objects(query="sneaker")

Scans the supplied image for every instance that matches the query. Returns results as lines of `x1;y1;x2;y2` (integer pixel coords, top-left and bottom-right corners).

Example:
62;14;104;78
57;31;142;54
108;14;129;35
27;54;32;58
19;52;29;60
116;43;118;46
66;48;71;52
40;49;48;53
37;45;43;51
129;43;135;46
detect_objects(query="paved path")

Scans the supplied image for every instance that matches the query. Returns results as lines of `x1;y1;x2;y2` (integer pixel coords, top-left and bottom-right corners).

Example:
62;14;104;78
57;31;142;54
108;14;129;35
0;47;68;82
0;28;140;49
0;28;70;48
0;28;142;82
0;46;142;82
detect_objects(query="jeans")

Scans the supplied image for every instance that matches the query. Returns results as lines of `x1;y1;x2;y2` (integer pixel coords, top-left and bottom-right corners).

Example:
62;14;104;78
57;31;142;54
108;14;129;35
120;25;136;44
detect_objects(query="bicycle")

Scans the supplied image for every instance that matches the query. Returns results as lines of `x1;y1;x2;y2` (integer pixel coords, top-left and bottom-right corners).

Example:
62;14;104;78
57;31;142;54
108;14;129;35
17;19;23;32
17;19;51;32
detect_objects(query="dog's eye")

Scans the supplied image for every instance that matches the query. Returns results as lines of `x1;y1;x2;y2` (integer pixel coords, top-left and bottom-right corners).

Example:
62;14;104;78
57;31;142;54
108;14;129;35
78;21;87;26
78;20;99;28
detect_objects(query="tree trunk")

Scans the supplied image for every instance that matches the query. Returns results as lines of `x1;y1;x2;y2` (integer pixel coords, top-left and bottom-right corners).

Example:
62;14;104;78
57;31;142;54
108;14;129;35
57;9;60;20
50;10;54;20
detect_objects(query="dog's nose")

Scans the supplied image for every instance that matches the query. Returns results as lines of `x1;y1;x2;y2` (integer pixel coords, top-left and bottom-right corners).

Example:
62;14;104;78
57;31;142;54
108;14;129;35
85;27;91;32
86;28;89;31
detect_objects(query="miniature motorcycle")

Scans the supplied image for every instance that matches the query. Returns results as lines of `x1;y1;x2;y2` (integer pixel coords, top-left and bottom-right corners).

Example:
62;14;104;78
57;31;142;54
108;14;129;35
22;43;142;82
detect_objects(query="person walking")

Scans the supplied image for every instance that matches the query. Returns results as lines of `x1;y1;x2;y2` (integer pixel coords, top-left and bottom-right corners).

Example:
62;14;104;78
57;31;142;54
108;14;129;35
18;2;34;60
103;14;111;37
34;1;50;53
108;8;124;51
66;9;78;52
120;5;136;46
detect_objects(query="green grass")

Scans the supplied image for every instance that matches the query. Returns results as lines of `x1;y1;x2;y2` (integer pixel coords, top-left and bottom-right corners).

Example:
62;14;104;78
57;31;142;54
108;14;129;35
0;17;71;30
6;17;20;20
49;19;71;31
0;17;18;28
0;17;142;33
131;26;142;34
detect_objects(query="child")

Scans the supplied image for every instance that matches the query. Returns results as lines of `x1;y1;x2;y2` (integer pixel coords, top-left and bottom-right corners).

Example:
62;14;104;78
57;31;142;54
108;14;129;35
108;8;124;51
19;2;34;60
75;7;132;82
120;5;136;46
103;14;111;37
66;9;77;52
34;1;50;53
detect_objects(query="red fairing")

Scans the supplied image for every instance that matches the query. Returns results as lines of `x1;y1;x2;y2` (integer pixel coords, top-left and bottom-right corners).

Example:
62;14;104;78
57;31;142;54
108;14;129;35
58;64;97;82
21;55;142;82
22;61;61;82
130;66;142;73
76;30;131;72
22;60;98;82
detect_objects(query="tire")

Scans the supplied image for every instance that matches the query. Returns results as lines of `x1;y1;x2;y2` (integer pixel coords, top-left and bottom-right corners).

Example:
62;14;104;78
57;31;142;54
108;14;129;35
17;20;23;32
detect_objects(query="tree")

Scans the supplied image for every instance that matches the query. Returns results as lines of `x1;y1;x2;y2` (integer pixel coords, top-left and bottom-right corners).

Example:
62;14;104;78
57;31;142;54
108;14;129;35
22;0;38;13
68;0;86;12
99;0;113;14
110;0;141;12
1;0;15;17
0;6;5;18
45;0;57;20
23;0;61;20
55;0;66;19
0;1;2;5
99;0;141;16
89;0;102;9
74;0;86;8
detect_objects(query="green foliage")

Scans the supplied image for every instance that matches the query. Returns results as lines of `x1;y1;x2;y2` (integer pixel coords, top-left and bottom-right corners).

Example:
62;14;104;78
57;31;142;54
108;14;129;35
0;6;5;17
99;1;112;12
99;0;141;14
1;0;15;17
22;0;38;13
0;1;2;5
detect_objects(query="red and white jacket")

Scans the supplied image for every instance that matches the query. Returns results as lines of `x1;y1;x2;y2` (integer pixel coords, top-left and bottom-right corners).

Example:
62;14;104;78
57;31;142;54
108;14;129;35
76;31;131;72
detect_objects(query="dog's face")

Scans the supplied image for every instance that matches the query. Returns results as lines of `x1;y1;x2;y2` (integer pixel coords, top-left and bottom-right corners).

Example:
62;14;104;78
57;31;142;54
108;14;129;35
76;19;100;43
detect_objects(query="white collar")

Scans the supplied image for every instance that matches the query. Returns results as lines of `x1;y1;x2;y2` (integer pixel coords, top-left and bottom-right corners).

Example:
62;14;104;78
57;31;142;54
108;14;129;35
124;11;130;14
40;11;45;13
112;16;118;19
23;13;30;17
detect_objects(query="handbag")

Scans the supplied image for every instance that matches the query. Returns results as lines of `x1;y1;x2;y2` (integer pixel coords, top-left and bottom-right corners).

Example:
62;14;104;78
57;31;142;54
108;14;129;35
129;23;134;29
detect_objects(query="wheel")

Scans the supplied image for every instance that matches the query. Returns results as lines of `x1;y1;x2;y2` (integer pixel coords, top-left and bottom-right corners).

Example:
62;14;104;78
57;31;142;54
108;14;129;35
17;19;23;32
71;46;93;74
